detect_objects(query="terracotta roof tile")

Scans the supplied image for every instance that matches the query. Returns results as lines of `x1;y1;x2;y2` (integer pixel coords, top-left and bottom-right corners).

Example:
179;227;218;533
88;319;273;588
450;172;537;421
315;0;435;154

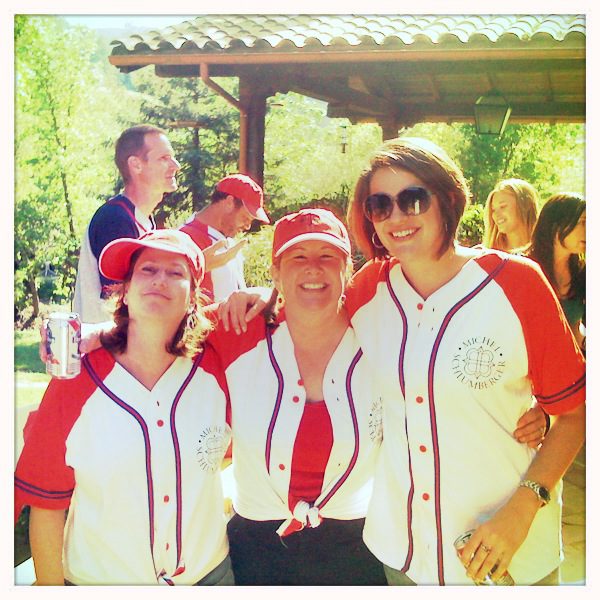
110;14;585;54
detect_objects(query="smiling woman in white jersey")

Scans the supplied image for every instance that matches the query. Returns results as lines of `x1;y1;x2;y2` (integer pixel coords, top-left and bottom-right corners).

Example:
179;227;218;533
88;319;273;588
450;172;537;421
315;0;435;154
208;208;387;585
345;137;585;585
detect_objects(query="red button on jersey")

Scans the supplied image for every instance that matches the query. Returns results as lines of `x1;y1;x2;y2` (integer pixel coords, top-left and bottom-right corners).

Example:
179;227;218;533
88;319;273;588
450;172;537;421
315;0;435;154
157;419;164;427
297;379;303;386
422;493;430;501
292;396;300;403
164;495;170;503
417;303;424;310
419;445;427;453
416;396;424;404
279;464;285;470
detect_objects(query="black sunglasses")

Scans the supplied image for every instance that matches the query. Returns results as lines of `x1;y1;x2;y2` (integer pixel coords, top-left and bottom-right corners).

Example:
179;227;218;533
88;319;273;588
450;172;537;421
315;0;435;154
364;186;433;222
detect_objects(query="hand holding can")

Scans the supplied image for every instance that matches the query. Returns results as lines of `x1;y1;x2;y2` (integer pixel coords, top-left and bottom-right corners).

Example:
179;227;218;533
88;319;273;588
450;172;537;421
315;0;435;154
454;530;514;585
45;312;81;379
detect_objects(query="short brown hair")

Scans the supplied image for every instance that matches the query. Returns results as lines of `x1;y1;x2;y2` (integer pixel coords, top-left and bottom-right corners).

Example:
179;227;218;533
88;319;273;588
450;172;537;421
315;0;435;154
100;248;212;357
347;137;470;260
114;125;167;184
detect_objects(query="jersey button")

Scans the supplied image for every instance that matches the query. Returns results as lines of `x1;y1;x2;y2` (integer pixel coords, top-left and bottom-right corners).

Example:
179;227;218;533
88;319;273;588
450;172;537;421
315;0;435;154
292;395;300;403
279;463;285;471
164;495;170;503
416;396;424;404
419;445;427;453
157;419;164;427
417;303;424;310
297;379;303;386
422;493;430;501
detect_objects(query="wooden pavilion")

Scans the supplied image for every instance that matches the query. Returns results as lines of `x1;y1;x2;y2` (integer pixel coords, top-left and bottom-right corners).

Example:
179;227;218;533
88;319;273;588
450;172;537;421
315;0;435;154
109;14;585;186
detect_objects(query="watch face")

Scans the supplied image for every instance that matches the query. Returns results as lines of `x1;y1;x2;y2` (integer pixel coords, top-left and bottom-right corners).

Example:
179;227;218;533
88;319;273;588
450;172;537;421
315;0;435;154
539;486;551;503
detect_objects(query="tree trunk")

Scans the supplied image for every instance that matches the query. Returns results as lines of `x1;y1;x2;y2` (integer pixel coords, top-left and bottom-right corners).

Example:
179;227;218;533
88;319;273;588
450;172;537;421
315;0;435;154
27;270;40;318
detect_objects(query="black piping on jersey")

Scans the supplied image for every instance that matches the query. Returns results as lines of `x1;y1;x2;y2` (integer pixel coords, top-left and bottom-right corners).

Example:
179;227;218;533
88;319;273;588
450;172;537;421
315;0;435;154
427;256;508;584
264;326;363;516
385;256;508;584
83;352;203;583
384;260;415;573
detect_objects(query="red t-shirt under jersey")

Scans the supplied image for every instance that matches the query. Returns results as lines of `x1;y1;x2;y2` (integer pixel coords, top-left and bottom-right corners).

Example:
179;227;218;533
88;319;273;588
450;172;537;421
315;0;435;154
288;401;333;510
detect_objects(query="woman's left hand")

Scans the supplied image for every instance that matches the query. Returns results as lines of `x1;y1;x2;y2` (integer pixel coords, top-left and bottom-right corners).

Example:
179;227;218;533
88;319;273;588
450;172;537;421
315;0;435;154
457;492;538;583
514;403;548;448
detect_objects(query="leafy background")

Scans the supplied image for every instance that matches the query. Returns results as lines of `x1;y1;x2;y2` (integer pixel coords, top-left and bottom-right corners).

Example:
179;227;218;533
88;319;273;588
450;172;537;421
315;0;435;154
14;15;585;325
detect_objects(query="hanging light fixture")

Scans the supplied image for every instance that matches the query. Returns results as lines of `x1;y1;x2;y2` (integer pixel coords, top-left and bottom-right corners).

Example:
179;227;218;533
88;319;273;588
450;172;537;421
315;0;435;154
340;123;349;154
474;89;512;136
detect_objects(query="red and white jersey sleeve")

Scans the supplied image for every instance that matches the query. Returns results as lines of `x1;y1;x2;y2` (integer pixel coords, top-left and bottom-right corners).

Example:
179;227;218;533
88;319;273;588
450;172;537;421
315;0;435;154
346;252;585;585
15;346;230;586
206;313;383;523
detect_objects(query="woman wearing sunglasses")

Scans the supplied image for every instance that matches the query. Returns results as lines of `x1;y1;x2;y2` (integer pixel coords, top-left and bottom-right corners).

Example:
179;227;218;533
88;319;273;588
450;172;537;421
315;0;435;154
345;137;585;585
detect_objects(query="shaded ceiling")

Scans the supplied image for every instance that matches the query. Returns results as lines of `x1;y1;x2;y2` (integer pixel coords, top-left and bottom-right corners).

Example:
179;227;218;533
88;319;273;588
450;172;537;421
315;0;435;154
109;14;586;127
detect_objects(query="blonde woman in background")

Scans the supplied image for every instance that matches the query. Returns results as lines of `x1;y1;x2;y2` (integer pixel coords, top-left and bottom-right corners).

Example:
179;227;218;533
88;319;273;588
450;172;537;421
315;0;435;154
484;179;539;251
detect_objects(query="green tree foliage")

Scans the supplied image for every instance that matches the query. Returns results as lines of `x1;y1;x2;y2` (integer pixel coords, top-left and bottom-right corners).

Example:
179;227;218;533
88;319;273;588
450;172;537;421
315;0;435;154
457;204;485;247
129;70;241;226
14;16;138;320
13;17;585;317
264;93;381;217
455;123;584;206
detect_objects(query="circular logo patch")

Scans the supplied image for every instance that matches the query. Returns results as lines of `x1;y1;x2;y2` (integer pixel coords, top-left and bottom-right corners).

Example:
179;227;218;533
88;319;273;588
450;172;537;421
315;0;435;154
369;396;383;443
196;425;229;472
451;336;506;389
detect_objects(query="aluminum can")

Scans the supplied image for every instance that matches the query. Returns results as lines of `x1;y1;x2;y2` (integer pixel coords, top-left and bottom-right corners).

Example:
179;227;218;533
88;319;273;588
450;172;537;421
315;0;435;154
45;312;81;379
454;530;514;585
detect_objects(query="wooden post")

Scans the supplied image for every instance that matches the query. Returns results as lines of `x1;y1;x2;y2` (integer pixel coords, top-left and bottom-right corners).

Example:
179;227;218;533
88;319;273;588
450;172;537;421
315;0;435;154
239;77;269;187
378;119;399;141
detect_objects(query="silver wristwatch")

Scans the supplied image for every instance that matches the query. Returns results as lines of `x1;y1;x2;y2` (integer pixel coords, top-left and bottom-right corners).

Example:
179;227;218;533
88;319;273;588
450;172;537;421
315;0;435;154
519;479;550;506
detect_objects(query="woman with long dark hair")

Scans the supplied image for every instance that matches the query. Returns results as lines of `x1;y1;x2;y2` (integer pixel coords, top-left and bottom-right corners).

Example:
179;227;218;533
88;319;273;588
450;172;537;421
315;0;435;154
527;193;586;349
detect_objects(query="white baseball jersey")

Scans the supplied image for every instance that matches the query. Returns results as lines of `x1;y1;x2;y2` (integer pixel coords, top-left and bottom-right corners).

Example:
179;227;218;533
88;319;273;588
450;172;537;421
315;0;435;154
345;250;585;585
179;217;246;302
15;347;231;585
206;312;383;528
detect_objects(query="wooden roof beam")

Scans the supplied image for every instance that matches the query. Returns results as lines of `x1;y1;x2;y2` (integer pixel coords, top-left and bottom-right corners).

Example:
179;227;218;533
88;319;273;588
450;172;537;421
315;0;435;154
109;46;584;70
290;75;397;117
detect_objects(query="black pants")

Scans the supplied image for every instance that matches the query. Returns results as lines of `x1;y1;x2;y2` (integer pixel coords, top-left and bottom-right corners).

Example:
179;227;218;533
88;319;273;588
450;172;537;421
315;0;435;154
227;514;386;586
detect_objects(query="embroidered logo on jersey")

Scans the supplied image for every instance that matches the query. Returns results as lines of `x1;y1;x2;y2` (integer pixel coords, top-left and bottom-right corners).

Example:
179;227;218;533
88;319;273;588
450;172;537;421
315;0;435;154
196;425;229;472
451;336;506;389
369;396;383;443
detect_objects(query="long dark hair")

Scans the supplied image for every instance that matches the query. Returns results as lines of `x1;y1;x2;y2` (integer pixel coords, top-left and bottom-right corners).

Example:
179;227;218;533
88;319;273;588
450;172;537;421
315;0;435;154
527;193;585;299
100;248;212;357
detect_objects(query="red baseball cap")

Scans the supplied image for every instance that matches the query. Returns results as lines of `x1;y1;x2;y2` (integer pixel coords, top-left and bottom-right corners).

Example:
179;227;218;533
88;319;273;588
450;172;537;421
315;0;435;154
272;209;351;260
99;229;205;283
216;174;269;223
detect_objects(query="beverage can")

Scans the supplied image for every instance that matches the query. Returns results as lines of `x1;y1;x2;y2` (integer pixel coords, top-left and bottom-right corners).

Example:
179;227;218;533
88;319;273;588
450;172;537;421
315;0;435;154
45;312;81;379
454;529;514;586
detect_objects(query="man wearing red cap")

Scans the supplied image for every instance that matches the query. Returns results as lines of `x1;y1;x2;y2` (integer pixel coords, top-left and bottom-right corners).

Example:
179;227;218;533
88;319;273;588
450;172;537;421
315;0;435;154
179;174;269;301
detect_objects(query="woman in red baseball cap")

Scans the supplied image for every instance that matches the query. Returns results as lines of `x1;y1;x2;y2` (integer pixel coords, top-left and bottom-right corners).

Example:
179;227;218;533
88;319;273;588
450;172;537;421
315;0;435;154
15;230;234;585
207;207;387;585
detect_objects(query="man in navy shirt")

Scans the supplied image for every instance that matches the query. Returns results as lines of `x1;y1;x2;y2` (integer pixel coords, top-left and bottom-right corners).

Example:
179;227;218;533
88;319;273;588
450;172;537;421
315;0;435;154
73;125;180;322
